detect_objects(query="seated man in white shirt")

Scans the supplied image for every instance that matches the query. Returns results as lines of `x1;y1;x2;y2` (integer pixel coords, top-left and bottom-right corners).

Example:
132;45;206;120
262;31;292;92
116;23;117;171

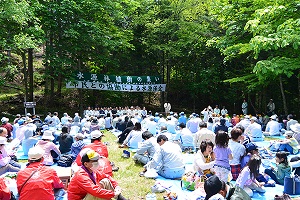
263;115;281;136
146;135;185;179
133;131;160;165
194;121;215;151
245;117;264;142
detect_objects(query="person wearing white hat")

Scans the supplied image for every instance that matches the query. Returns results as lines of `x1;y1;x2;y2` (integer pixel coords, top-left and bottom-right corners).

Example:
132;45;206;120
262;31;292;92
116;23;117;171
245;117;264;142
276;131;299;154
1;117;13;140
263;115;281;136
35;130;61;165
16;146;65;200
0;136;21;176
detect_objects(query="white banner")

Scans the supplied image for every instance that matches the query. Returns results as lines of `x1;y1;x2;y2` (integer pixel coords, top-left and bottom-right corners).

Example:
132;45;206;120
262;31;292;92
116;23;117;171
66;81;166;92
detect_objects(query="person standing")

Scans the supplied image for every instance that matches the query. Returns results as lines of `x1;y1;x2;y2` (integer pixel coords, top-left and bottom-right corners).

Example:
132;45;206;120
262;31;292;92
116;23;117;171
267;99;275;116
242;99;248;115
213;131;233;182
164;102;171;116
221;106;228;117
16;147;65;200
214;105;220;116
228;128;246;181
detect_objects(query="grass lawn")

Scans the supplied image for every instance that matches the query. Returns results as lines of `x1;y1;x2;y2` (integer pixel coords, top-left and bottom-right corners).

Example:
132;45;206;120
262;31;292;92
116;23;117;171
102;130;166;200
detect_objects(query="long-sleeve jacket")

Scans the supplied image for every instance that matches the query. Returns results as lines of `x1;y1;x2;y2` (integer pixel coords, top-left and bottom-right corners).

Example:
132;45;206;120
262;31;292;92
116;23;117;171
36;140;61;166
67;167;117;200
274;163;291;185
16;162;64;200
0;177;11;200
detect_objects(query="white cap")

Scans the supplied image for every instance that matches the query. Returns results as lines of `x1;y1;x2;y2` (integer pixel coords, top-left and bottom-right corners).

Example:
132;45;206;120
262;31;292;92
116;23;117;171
42;130;55;141
1;117;9;123
270;115;277;120
28;147;44;160
75;133;84;140
90;130;103;139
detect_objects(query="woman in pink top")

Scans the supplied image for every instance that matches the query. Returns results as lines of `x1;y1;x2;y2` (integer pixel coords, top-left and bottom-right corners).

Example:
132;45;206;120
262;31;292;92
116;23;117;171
36;130;61;165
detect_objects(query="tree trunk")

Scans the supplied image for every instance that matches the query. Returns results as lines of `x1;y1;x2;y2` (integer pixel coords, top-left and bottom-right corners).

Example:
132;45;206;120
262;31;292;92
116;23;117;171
298;70;300;117
279;75;288;115
28;48;34;102
21;52;28;102
57;74;62;98
160;50;165;112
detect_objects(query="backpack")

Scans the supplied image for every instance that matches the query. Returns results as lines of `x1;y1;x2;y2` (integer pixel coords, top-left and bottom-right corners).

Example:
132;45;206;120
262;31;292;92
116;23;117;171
57;155;73;167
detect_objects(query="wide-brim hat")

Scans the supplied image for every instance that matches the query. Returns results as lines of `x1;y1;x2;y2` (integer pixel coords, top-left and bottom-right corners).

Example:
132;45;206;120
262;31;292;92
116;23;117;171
291;123;300;133
42;130;55;141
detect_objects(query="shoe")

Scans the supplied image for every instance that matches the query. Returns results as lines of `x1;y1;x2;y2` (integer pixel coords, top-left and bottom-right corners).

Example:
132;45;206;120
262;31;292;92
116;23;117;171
264;183;275;187
139;172;145;177
122;150;130;158
112;166;119;172
151;184;165;193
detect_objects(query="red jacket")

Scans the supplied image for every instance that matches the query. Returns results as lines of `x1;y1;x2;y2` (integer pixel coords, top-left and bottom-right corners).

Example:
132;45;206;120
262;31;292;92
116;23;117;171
16;162;64;200
75;141;112;176
1;123;13;138
0;177;11;200
67;167;117;200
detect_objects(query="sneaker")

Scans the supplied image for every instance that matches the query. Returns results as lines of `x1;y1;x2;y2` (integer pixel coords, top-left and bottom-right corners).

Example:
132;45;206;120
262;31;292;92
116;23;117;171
151;184;165;193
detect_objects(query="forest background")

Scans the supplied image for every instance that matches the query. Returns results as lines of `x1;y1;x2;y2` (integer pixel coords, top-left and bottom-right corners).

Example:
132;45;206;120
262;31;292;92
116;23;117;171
0;0;300;118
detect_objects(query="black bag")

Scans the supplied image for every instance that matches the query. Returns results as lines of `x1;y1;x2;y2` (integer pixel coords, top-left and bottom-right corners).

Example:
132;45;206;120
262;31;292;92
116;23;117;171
10;192;17;200
57;155;73;167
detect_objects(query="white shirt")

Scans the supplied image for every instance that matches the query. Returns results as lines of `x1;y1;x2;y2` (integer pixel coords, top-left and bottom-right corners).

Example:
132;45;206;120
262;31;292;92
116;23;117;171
265;120;281;135
245;122;263;138
229;140;245;165
147;120;157;135
149;141;184;171
194;128;216;148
